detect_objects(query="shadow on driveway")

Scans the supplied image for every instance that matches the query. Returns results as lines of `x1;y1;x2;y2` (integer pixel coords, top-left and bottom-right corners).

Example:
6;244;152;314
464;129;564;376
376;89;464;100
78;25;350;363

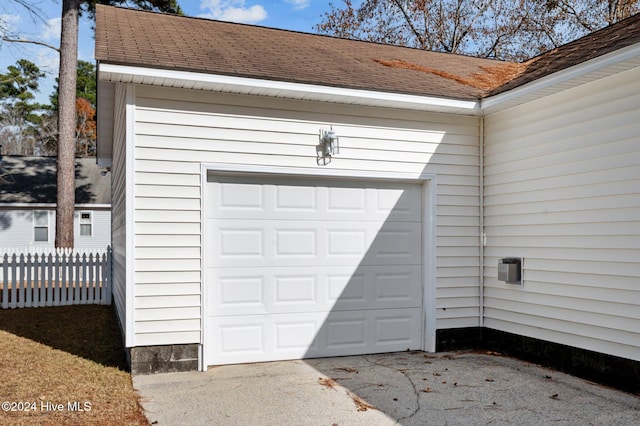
133;351;640;425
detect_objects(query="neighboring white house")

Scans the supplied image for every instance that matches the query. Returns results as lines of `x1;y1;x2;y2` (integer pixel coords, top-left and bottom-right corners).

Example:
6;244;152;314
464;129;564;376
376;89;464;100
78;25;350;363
94;4;639;389
0;156;111;250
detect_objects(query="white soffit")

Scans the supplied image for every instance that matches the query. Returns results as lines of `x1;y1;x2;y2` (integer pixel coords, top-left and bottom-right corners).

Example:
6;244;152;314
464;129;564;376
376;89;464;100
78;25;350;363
482;42;640;114
97;63;481;115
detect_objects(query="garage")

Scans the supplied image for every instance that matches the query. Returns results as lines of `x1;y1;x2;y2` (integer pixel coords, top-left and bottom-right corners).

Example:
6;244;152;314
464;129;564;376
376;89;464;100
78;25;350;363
205;173;428;366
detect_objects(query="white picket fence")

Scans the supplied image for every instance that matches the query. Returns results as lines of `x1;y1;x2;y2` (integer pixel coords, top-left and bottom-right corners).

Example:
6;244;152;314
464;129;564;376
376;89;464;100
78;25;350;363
0;247;112;309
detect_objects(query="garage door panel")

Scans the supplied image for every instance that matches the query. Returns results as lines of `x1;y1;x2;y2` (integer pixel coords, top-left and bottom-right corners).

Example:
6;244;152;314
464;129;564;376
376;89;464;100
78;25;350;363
327;271;366;303
218;182;265;211
209;265;422;316
217;275;265;308
274;275;317;304
219;322;265;355
376;186;422;222
275;320;319;352
326;316;366;350
327;229;367;256
275;229;317;257
207;179;422;222
328;265;422;310
374;312;423;346
374;267;422;302
219;228;265;259
210;314;324;365
210;267;321;316
366;223;422;264
209;308;423;366
209;220;421;267
206;176;425;366
275;184;317;211
308;308;423;357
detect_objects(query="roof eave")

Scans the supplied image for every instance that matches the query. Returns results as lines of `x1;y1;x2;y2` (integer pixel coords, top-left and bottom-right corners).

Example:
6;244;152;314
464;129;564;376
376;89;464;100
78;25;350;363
0;203;112;209
481;42;640;114
97;63;481;115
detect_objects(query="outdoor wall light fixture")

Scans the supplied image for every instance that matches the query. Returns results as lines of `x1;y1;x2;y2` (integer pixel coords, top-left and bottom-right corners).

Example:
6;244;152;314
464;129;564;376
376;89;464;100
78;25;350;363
317;127;340;166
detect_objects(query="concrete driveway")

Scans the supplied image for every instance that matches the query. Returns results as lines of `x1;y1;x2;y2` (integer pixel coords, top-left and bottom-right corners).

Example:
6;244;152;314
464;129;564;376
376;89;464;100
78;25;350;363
133;351;640;425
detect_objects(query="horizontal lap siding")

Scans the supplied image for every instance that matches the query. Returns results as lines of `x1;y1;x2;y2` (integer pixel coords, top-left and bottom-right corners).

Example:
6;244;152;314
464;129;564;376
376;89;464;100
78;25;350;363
0;211;37;246
74;210;111;249
111;84;128;339
483;67;640;361
133;157;202;346
132;86;480;346
0;210;110;249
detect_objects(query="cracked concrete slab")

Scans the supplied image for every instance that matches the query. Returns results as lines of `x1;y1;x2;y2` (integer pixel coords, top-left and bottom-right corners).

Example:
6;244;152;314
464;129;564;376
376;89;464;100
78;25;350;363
134;351;640;425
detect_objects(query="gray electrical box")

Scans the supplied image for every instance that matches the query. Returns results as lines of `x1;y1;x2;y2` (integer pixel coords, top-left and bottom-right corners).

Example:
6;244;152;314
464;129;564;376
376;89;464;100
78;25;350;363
498;258;522;284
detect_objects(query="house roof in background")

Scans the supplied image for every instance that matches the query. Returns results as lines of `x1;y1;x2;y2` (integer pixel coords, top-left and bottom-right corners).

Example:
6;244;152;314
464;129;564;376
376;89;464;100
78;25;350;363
94;5;640;102
0;156;110;205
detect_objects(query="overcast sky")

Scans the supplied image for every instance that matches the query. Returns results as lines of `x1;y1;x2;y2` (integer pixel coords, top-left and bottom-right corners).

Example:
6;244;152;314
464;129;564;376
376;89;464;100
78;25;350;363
0;0;335;104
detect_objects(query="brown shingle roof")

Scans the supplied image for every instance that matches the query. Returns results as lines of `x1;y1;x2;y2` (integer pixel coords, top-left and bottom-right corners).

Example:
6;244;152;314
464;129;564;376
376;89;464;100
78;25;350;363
95;5;640;101
94;5;519;101
491;12;640;95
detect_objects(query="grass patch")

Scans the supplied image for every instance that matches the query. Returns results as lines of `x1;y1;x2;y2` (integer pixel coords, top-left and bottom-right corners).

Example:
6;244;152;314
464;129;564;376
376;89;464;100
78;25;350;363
0;305;148;425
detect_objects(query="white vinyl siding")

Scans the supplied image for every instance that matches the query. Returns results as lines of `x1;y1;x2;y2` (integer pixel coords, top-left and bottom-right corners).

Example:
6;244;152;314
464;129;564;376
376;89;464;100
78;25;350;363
0;210;50;246
483;67;640;361
0;209;110;249
0;210;36;246
73;210;111;249
131;85;481;347
110;83;129;339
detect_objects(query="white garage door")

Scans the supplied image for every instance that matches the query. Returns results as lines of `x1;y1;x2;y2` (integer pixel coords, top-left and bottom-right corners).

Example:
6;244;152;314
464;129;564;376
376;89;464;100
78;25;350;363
205;174;424;366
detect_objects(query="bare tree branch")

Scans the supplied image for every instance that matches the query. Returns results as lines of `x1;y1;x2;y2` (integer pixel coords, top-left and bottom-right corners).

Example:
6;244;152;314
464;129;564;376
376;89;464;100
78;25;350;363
1;36;60;52
11;0;46;19
316;0;640;61
389;0;427;47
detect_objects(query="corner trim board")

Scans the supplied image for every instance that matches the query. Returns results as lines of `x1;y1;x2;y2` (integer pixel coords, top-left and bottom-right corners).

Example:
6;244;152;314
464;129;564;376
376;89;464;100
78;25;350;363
125;84;136;348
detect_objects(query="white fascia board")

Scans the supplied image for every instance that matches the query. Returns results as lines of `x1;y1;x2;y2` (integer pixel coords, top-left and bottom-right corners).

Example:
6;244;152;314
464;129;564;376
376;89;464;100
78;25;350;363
98;63;480;114
482;42;640;111
76;204;112;210
0;203;111;209
0;203;56;209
